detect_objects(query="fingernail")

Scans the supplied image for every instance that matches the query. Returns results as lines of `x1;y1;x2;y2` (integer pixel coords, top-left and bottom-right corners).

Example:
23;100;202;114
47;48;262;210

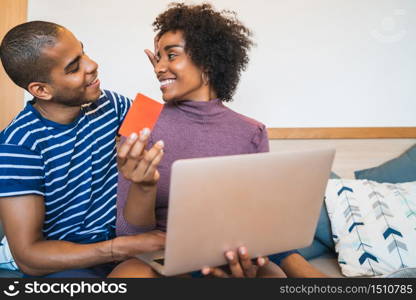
156;140;164;148
258;257;265;266
226;251;234;260
239;247;247;255
140;128;150;141
202;267;210;275
129;132;138;141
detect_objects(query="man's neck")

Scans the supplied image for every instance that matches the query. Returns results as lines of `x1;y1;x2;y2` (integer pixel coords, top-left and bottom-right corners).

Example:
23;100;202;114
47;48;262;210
32;99;81;125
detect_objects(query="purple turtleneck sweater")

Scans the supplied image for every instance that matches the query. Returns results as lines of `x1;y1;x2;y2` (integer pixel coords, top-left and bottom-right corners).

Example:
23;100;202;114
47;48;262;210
116;98;269;235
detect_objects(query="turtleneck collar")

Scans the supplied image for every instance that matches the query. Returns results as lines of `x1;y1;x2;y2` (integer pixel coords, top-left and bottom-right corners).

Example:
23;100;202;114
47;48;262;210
167;98;227;121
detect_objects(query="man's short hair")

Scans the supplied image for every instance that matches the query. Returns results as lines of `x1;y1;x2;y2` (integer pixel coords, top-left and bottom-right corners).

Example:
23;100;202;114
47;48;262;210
0;21;65;90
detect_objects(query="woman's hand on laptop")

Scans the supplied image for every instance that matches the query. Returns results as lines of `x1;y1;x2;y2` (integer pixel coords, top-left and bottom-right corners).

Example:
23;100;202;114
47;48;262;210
201;246;269;278
117;128;164;187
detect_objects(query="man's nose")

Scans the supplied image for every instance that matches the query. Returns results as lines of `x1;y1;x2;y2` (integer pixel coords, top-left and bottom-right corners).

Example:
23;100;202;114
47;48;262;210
84;55;98;74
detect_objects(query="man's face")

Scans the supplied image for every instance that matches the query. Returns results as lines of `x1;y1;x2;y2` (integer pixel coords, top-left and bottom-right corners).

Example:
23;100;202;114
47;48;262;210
41;29;101;106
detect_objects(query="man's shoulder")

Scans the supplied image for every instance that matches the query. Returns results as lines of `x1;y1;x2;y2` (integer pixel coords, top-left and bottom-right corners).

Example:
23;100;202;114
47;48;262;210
85;90;131;116
0;105;41;147
99;90;131;104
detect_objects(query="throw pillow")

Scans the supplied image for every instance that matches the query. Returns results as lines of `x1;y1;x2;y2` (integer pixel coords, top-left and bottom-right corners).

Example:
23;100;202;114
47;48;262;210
0;237;18;271
325;179;416;277
298;172;339;260
355;144;416;183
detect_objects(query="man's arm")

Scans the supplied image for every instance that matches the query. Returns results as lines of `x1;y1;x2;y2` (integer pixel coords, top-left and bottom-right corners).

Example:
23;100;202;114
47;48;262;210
279;253;329;278
0;194;165;276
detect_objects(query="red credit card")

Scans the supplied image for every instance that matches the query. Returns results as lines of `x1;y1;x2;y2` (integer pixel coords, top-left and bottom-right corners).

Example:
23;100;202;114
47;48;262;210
118;93;163;137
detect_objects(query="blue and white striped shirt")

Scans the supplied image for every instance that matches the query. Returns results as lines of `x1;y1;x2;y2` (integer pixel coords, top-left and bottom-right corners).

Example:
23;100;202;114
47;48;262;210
0;90;131;243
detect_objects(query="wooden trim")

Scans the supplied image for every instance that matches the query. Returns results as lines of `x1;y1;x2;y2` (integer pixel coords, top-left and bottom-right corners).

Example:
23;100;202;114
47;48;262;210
267;127;416;139
0;0;27;130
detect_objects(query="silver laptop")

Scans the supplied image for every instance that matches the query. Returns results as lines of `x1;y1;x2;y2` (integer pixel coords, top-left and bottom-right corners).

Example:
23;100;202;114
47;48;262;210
136;148;335;276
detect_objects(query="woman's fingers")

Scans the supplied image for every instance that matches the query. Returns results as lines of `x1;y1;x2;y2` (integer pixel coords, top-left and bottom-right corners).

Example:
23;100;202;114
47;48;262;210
225;250;245;278
238;247;257;278
144;49;158;68
132;140;164;183
257;256;268;267
202;249;268;278
128;128;150;158
202;267;229;278
119;129;151;179
117;132;139;166
143;147;164;181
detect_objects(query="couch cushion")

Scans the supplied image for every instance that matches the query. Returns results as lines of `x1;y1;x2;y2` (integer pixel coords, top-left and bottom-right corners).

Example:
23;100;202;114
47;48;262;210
0;269;23;278
355;144;416;183
308;254;344;278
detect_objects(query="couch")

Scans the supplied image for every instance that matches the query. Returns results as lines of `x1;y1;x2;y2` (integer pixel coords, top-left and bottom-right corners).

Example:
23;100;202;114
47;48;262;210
278;139;416;277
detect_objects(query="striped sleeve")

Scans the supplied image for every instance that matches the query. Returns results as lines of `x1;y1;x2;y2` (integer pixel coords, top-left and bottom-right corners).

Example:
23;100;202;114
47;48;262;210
104;90;132;124
0;144;44;197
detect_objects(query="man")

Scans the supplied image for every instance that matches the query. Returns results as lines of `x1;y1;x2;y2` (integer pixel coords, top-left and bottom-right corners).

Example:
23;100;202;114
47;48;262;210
0;21;164;277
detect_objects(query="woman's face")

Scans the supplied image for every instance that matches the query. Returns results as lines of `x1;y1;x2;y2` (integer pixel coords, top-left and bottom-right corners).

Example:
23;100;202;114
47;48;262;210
154;30;211;102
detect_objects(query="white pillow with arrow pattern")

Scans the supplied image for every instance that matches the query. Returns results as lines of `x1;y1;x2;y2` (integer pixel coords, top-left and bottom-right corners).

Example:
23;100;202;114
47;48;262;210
325;179;416;277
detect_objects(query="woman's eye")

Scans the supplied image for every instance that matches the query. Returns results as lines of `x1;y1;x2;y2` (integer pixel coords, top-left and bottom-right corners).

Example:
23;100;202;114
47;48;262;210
168;53;176;60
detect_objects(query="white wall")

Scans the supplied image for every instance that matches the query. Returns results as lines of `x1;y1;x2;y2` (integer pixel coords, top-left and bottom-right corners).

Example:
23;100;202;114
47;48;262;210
28;0;416;127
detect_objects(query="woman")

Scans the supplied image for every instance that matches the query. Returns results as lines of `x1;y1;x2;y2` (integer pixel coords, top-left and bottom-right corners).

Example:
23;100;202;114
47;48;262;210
112;3;320;278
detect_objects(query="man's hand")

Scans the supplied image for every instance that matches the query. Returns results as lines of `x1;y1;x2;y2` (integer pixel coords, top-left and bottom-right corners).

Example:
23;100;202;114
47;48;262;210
112;231;166;261
117;129;164;187
201;246;269;278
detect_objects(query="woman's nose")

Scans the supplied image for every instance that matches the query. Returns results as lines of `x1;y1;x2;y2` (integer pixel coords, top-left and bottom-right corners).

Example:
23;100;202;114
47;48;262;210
155;58;167;75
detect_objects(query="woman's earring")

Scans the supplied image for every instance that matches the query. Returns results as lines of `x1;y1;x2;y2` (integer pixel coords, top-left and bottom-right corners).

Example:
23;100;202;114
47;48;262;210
202;72;209;85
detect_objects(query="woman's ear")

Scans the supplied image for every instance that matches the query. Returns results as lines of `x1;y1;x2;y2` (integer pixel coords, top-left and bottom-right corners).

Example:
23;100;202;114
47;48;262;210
202;72;209;85
27;82;53;101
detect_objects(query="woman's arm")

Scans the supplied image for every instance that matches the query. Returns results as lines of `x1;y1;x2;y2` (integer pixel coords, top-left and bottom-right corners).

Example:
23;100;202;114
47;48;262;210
117;129;164;227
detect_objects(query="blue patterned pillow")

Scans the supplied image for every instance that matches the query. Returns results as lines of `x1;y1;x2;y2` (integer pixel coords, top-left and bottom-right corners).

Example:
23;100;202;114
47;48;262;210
0;237;18;271
355;144;416;183
325;179;416;277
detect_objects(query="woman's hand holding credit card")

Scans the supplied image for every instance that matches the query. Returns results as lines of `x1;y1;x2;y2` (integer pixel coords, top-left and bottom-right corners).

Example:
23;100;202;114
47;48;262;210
117;94;164;187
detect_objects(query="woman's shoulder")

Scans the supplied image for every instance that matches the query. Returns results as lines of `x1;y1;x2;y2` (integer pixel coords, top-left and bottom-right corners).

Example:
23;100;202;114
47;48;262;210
223;106;266;131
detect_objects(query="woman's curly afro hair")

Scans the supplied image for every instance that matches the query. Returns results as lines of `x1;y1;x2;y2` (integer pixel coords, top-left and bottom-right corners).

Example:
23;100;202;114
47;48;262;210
153;2;254;102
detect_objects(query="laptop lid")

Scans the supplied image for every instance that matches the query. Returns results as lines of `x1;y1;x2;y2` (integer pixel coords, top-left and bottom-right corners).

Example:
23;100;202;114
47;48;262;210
159;148;335;276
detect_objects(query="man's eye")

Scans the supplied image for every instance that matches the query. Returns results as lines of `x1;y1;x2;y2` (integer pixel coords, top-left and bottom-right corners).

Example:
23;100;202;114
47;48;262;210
168;53;176;60
68;66;79;73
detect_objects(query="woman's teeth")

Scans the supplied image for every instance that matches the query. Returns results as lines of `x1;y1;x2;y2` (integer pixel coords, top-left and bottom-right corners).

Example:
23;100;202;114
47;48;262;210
160;79;175;87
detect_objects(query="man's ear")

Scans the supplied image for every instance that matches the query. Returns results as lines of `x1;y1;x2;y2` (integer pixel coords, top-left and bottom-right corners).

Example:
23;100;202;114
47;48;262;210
27;82;53;101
